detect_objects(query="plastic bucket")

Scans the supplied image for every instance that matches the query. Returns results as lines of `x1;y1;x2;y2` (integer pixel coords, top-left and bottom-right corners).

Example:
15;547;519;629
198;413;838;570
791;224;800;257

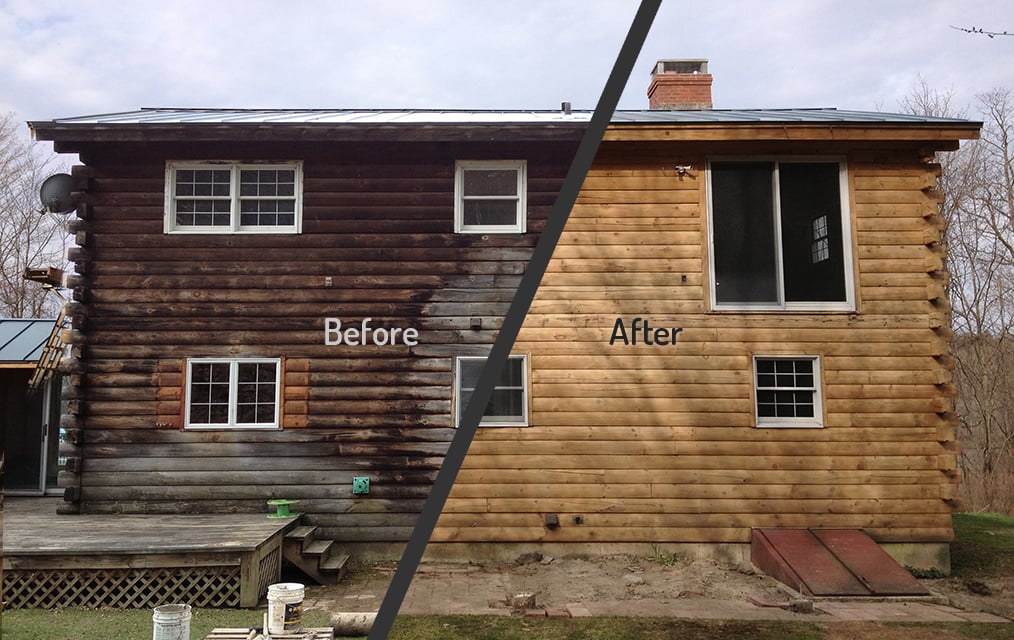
152;603;191;640
267;582;304;634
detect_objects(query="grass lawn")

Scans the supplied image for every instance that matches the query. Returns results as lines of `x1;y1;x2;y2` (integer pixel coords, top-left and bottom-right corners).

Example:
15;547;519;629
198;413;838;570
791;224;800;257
0;608;335;640
389;616;826;639
951;512;1014;579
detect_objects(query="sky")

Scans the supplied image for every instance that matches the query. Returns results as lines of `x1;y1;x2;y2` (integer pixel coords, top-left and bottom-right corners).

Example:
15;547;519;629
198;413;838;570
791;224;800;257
1;0;1012;135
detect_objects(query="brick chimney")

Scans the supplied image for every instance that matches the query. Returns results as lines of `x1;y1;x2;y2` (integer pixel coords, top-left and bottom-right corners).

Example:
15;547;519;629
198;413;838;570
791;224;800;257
647;59;713;110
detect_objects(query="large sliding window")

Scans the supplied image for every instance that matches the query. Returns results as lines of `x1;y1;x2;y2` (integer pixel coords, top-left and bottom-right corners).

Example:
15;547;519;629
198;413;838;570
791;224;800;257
708;159;853;310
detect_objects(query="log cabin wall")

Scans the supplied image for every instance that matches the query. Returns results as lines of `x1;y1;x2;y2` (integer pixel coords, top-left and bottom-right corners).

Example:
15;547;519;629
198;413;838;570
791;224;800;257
51;132;581;545
436;126;976;554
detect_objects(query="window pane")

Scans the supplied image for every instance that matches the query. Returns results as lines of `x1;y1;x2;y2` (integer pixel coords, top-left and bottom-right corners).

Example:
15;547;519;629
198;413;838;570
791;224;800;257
463;169;517;196
177;169;230;197
459;360;483;390
485;388;524;419
778;163;846;302
755;358;819;424
498;358;524;387
462;200;518;227
458;388;473;424
711;162;778;303
209;404;229;423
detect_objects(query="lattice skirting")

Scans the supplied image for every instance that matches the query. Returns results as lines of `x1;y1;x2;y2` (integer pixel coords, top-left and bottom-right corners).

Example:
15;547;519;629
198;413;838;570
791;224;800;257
256;547;281;597
4;566;241;609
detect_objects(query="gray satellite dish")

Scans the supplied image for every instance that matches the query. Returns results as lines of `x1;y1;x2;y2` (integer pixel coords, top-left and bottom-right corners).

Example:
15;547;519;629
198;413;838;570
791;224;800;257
39;173;77;214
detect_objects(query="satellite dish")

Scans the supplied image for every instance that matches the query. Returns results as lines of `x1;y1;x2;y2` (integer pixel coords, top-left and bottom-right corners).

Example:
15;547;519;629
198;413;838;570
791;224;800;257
39;173;77;214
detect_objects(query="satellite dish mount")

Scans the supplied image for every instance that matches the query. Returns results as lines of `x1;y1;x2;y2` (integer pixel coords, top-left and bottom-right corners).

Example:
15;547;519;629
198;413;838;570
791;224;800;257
39;173;79;215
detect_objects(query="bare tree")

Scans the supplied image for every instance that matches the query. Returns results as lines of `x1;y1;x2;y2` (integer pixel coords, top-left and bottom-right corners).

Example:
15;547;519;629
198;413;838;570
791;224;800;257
0;112;67;318
901;80;1014;513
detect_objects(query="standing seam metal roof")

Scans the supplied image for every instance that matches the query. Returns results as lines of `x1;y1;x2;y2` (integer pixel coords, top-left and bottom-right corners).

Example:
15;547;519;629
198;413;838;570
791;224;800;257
31;107;977;126
0;319;57;363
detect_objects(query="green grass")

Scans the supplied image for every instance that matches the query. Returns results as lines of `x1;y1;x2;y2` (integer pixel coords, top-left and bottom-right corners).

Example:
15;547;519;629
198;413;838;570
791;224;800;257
0;607;334;640
389;616;824;640
951;511;1014;579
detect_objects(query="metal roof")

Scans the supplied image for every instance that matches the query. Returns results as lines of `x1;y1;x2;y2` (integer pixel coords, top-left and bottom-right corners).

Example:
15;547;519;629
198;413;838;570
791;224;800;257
32;106;976;127
610;108;978;125
0;319;57;363
37;108;593;125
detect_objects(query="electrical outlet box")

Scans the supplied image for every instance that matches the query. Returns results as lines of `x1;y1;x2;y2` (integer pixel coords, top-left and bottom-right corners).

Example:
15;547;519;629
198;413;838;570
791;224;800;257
352;476;370;495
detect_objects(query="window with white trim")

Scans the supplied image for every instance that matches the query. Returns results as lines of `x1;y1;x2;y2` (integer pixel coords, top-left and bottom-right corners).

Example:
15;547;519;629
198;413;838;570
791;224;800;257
185;358;281;429
166;162;302;233
454;160;527;233
707;159;853;310
753;356;823;428
456;355;529;427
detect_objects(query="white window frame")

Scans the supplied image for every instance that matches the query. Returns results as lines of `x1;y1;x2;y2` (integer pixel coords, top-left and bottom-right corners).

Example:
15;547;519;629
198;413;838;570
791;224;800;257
455;354;529;427
184;358;282;430
165;161;303;234
753;355;824;428
705;157;854;311
454;160;527;233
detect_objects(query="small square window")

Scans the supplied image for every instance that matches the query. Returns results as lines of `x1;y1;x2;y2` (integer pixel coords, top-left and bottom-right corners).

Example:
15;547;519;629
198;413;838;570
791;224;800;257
185;358;281;429
166;162;302;234
454;160;526;233
456;355;529;427
753;356;822;428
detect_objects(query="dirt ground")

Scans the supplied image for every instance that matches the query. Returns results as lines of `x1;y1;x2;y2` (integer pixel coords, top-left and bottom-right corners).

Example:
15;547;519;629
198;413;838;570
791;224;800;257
923;575;1014;620
299;552;1010;620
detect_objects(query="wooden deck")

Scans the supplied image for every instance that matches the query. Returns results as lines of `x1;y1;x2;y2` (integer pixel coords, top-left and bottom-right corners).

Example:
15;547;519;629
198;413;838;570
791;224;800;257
3;498;297;609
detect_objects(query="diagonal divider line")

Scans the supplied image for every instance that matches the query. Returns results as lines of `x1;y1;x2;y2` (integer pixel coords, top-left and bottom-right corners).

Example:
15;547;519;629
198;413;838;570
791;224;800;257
368;3;662;637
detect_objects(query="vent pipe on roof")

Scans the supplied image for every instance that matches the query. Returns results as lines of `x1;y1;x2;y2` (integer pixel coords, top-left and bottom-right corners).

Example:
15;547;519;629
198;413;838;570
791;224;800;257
648;59;713;110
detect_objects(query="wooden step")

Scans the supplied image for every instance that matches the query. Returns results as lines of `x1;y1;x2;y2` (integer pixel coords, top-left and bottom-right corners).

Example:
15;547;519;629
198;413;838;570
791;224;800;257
280;523;348;586
303;538;334;558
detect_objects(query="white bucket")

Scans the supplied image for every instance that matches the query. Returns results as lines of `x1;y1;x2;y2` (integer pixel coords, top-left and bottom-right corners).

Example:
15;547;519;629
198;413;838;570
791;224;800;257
267;582;304;634
152;603;191;640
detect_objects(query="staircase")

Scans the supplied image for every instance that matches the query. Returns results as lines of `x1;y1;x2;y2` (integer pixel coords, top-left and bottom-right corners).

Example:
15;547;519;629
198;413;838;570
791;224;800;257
282;524;350;586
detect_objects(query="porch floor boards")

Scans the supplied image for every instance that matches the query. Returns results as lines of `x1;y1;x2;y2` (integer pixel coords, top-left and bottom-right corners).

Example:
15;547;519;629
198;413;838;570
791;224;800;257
2;498;297;609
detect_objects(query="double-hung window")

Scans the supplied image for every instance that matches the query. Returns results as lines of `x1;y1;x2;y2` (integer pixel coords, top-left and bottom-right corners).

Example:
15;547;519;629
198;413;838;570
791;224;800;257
456;355;529;427
185;358;281;429
753;356;823;428
454;160;527;233
166;162;302;233
707;159;853;310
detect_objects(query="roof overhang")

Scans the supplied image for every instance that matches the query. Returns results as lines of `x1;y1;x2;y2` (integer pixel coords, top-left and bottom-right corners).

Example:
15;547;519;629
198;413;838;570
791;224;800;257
29;107;982;153
29;109;592;152
603;122;982;147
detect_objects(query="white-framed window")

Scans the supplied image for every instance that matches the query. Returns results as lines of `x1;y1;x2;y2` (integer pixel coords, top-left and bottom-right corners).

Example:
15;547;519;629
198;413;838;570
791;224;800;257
454;160;527;233
165;162;302;234
753;355;823;428
455;354;529;427
706;158;854;311
185;358;281;429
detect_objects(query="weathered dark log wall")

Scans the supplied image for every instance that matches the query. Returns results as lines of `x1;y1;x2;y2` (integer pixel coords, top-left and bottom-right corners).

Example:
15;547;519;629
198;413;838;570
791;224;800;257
58;138;579;543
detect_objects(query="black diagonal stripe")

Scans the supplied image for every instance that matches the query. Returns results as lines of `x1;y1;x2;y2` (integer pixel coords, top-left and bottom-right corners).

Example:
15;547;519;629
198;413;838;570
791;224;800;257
368;3;661;637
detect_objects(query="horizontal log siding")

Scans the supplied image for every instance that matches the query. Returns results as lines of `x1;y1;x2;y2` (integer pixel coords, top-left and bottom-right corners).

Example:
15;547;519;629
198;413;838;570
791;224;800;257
60;139;577;544
436;143;959;545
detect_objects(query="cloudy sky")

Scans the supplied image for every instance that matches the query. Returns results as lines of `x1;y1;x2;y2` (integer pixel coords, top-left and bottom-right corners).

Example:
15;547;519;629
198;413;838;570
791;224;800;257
1;0;1012;131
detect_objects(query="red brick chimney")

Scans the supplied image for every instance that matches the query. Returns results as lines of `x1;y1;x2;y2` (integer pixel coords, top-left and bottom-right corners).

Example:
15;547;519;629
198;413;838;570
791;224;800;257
648;59;713;110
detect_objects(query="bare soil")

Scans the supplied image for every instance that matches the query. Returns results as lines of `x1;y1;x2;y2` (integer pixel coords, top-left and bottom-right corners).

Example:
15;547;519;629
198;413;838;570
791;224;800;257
305;553;826;614
924;576;1014;620
301;552;1012;622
